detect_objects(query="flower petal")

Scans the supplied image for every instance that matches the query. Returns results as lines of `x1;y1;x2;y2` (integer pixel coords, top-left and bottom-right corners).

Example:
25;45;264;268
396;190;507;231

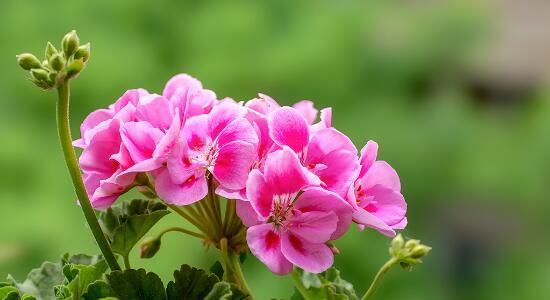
280;232;333;274
236;200;263;227
359;140;378;177
288;211;338;244
212;141;256;190
246;169;273;218
155;168;207;206
352;209;396;237
215;118;258;149
361;185;406;227
247;224;293;275
208;102;246;140
268;107;309;153
294;187;353;240
135;94;173;130
263;147;313;195
360;161;401;192
292;100;318;125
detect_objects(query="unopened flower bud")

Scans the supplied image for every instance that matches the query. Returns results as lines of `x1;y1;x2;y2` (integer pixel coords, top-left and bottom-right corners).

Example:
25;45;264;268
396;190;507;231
409;244;431;259
74;43;90;62
390;234;404;257
389;234;431;270
62;30;80;57
49;54;65;71
16;53;41;70
66;59;84;79
140;236;161;259
30;68;49;82
45;42;58;59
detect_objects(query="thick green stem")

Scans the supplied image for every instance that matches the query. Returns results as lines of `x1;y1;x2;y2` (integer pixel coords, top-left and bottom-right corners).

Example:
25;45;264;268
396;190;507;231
56;82;121;271
219;238;253;299
360;257;398;300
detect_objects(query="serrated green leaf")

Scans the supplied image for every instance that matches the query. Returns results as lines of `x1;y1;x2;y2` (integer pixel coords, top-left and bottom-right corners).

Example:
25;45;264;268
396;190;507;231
82;281;115;300
99;199;170;258
166;265;219;300
105;269;166;300
7;261;64;300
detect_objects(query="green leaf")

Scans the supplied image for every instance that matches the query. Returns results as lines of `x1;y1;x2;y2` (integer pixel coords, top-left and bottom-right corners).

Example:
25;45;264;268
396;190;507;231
81;281;115;300
0;286;19;300
99;199;170;257
7;261;64;300
293;268;358;300
209;261;224;279
204;282;248;300
105;269;166;300
62;261;108;299
166;265;219;300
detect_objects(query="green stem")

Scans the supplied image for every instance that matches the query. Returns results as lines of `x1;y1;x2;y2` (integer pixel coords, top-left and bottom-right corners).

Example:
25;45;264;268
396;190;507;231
56;81;121;271
291;269;313;300
123;255;131;270
220;238;253;299
360;257;398;300
158;226;206;240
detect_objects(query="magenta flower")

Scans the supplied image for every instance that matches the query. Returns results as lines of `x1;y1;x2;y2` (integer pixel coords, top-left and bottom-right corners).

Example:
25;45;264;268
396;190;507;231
348;140;407;237
154;102;258;205
268;106;359;198
241;147;352;275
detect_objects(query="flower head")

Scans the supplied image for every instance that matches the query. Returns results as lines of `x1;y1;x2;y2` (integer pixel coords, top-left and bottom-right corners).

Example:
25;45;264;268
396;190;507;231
241;147;352;274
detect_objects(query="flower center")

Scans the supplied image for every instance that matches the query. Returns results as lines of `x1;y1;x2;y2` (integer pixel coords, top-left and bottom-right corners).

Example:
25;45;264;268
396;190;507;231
268;193;296;229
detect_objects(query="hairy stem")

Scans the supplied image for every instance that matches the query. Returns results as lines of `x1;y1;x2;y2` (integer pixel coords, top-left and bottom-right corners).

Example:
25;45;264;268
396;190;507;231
360;257;398;300
220;238;253;299
56;81;121;271
123;255;131;270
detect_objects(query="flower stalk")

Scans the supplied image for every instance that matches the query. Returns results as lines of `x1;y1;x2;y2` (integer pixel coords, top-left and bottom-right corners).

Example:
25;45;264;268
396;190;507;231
56;80;121;271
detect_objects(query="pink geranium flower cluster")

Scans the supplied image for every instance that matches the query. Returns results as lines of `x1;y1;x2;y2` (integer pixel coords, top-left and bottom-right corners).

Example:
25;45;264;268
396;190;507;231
75;74;407;275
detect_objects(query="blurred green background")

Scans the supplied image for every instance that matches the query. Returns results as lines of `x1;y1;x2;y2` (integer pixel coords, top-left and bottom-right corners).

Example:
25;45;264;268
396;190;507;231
1;0;550;299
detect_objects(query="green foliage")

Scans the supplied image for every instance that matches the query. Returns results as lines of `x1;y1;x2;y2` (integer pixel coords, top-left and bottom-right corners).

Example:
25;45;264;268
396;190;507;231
166;265;219;300
0;286;20;300
292;268;358;300
104;269;166;300
7;261;64;300
98;199;170;259
57;254;108;300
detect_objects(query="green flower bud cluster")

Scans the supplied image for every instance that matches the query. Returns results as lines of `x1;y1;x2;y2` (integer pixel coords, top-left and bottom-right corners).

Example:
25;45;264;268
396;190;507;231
16;30;90;90
389;234;431;271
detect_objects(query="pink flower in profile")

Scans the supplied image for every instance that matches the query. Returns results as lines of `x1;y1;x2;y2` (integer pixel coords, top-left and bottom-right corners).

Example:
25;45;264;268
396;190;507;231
154;102;259;205
241;147;352;275
348;140;407;237
268;107;358;198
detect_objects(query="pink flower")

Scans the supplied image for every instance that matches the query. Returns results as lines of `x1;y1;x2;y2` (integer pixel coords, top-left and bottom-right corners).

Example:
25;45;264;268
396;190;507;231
154;102;258;205
268;106;359;198
79;119;135;209
163;73;216;119
241;147;352;275
348;140;407;237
